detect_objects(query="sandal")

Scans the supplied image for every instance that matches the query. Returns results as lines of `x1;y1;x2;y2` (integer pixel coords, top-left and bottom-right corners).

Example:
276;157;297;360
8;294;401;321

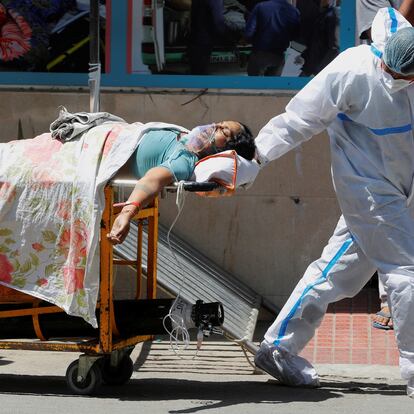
372;306;393;330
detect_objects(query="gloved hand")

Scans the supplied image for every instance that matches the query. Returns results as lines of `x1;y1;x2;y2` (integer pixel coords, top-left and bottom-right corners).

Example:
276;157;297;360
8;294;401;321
254;148;269;169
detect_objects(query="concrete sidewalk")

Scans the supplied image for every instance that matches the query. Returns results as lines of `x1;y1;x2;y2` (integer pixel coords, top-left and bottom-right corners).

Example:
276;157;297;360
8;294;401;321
0;340;412;414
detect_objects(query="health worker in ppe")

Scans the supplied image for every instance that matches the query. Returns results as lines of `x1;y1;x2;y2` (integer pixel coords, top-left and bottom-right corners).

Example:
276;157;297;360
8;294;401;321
253;8;414;398
356;0;414;330
107;121;255;245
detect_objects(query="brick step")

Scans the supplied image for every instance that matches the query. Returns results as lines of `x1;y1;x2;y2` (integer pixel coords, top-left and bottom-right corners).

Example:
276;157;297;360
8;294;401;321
300;288;399;365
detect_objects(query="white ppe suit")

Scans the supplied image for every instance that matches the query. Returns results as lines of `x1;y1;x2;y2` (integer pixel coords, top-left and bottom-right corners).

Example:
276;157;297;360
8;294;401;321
255;8;414;387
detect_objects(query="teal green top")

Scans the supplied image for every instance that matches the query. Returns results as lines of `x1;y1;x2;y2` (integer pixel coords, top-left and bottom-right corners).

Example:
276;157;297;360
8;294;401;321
131;129;198;181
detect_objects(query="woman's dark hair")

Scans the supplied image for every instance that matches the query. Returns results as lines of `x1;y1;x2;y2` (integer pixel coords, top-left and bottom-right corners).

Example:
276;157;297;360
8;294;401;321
224;123;256;160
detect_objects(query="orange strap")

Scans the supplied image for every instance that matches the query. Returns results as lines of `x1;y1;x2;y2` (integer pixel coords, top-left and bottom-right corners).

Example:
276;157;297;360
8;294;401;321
195;150;238;197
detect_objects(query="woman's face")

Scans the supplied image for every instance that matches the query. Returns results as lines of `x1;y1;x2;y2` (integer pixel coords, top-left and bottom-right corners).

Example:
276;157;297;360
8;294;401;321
182;121;244;159
213;121;243;149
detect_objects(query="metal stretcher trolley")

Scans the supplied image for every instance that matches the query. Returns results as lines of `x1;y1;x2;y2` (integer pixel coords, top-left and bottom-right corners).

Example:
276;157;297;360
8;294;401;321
0;181;223;395
0;184;160;394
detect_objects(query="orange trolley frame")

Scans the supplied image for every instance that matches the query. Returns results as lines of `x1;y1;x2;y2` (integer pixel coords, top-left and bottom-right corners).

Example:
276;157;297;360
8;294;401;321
0;185;159;392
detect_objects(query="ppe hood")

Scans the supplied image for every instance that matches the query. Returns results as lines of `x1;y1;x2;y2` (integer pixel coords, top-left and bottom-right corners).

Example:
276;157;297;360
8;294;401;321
371;7;412;58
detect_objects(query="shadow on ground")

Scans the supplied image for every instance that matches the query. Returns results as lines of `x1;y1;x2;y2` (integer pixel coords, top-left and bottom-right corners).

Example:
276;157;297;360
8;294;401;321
0;374;406;413
0;357;13;366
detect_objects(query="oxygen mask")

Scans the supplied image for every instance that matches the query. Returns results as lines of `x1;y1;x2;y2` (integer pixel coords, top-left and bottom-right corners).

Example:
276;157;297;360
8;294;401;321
181;124;218;156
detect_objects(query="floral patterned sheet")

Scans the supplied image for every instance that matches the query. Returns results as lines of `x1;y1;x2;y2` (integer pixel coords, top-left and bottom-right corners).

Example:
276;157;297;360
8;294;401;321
0;120;154;327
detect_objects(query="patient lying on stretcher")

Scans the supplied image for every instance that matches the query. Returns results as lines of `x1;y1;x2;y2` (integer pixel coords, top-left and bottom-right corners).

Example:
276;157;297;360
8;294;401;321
107;121;256;245
0;114;257;325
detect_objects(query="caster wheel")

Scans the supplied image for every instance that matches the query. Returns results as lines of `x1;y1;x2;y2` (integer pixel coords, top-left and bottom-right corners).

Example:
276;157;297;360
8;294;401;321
66;359;102;395
101;355;134;386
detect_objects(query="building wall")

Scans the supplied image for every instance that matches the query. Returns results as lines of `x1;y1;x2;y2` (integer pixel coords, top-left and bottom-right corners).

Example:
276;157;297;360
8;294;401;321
0;89;341;308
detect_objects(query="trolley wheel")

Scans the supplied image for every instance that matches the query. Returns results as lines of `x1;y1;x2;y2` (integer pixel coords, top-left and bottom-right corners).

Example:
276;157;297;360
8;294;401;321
66;360;102;395
101;355;134;386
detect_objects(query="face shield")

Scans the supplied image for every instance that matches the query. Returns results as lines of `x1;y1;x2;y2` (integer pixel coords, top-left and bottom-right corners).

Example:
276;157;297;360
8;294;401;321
380;69;413;94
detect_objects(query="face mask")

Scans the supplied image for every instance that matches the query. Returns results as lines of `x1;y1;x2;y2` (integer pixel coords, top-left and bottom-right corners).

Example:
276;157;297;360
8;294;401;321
181;124;218;156
381;69;413;94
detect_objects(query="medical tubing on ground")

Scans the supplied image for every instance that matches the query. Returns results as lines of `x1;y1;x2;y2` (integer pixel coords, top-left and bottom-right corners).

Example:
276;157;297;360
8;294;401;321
162;180;193;354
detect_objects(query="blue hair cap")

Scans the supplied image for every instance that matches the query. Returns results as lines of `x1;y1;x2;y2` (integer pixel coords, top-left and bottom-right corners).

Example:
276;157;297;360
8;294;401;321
383;27;414;76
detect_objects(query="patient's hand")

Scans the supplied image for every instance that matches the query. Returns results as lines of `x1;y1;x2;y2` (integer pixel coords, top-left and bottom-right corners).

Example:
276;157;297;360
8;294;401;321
107;214;131;245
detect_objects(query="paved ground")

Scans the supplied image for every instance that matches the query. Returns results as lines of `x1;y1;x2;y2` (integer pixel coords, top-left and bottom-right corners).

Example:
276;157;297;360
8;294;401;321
0;339;412;414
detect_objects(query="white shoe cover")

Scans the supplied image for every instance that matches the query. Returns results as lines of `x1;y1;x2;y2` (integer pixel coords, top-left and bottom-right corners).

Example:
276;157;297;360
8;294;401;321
254;341;320;388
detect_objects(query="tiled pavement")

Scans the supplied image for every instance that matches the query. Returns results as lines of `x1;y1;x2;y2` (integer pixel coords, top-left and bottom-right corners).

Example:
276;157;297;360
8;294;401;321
300;288;399;365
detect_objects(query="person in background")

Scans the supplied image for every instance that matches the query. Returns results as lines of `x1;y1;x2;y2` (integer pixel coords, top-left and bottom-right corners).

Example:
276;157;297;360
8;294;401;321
294;0;320;47
357;0;403;41
298;0;339;77
244;0;300;76
188;0;227;75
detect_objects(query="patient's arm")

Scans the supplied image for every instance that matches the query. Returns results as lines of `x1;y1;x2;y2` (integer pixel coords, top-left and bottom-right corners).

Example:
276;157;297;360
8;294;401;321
107;167;174;245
